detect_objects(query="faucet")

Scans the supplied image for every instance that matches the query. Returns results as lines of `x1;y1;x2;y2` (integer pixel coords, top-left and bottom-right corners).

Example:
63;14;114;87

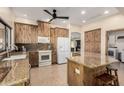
0;43;6;60
0;43;6;50
11;44;18;51
6;44;18;57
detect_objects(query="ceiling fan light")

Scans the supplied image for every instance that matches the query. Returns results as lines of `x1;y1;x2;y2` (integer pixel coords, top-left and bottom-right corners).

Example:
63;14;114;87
62;21;66;23
82;20;86;23
104;10;109;14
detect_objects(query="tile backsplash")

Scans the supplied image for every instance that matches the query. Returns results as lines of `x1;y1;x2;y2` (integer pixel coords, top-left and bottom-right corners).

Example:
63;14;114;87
16;43;51;51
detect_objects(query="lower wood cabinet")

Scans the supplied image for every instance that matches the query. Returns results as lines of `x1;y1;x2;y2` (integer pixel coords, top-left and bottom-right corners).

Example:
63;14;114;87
68;60;83;86
29;51;38;67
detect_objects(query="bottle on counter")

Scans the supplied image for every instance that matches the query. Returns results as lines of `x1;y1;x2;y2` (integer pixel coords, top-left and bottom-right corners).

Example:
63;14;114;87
22;46;26;53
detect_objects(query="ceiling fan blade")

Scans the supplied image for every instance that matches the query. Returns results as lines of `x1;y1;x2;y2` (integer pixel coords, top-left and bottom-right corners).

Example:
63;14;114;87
56;16;69;19
49;18;54;22
44;10;53;16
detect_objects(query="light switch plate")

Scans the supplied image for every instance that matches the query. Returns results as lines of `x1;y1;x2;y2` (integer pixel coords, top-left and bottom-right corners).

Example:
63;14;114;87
75;68;80;75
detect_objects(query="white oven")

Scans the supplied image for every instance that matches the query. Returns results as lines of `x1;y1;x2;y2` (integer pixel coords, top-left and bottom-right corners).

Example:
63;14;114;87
38;50;52;66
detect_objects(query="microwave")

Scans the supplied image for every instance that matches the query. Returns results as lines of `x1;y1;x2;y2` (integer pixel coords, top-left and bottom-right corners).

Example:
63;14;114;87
38;36;50;43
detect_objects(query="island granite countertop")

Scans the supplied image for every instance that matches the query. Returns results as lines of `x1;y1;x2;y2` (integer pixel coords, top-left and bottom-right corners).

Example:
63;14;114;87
67;53;119;69
67;53;119;85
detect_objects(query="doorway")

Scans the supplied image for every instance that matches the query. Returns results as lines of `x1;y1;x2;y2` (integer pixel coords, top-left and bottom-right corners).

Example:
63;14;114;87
71;32;81;56
106;28;124;62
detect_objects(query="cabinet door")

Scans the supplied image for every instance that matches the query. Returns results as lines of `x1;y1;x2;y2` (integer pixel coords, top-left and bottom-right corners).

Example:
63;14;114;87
50;28;57;64
29;26;38;43
15;23;38;43
94;30;101;42
15;23;21;43
29;52;38;67
68;61;83;85
55;28;69;37
38;21;50;37
85;29;101;53
94;42;101;53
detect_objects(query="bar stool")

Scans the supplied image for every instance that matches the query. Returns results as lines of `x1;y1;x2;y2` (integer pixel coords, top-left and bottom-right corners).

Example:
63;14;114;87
95;66;119;86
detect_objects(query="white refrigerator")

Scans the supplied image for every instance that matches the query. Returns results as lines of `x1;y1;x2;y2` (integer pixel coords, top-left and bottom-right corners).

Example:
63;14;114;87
57;37;70;64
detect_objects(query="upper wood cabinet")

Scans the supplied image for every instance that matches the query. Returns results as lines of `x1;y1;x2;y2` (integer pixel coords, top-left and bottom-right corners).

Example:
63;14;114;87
85;29;101;53
55;27;69;37
37;21;50;37
15;22;38;43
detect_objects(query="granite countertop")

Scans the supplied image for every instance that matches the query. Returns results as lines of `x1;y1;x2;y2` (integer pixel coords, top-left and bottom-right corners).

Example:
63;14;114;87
68;52;119;69
0;52;30;86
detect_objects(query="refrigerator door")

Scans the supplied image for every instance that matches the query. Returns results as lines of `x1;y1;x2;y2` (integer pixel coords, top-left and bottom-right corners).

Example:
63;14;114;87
57;37;70;64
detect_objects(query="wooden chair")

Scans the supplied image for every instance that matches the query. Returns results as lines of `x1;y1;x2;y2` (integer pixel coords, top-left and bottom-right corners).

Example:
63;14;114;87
95;66;119;86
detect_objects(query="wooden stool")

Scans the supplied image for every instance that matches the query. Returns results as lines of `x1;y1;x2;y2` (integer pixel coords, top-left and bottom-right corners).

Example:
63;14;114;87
106;66;119;86
95;66;119;86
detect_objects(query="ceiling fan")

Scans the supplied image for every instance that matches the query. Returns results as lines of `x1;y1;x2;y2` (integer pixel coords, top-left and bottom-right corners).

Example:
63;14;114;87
44;9;69;22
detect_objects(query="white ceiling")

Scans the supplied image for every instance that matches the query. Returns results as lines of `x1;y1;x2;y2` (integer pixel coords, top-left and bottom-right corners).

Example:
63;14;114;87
11;7;120;26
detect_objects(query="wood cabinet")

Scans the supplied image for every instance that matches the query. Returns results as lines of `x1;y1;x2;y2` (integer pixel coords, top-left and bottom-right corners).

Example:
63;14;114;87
50;28;57;64
37;21;50;37
55;27;69;37
85;29;101;53
68;60;83;85
50;27;69;64
15;22;38;43
29;51;38;67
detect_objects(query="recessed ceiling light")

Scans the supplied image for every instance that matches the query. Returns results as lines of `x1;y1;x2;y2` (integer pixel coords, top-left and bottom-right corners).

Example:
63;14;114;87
62;21;66;23
104;10;109;14
46;18;50;22
23;14;27;17
81;11;86;15
82;20;86;23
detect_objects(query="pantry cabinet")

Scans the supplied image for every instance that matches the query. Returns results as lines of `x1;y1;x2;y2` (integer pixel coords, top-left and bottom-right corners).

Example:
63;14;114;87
50;27;69;64
15;22;38;43
85;29;101;53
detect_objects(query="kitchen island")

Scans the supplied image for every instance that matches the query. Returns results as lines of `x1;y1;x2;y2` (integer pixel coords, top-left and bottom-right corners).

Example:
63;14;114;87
67;53;119;86
0;53;30;86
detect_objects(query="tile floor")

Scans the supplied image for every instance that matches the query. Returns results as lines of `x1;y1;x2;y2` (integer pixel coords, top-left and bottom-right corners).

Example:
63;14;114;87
30;64;67;86
30;62;124;86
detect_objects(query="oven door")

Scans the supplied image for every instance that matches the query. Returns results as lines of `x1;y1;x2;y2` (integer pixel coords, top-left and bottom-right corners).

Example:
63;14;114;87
39;52;51;62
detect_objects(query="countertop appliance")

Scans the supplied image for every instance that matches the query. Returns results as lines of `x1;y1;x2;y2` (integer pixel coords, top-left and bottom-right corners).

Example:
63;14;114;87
38;50;52;66
57;37;70;64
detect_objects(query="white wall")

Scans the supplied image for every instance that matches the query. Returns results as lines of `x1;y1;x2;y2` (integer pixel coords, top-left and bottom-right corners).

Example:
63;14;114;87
70;24;82;33
0;7;15;27
81;14;124;55
0;7;15;46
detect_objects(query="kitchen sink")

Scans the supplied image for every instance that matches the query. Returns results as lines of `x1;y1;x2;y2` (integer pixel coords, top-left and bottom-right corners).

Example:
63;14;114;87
2;54;26;61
